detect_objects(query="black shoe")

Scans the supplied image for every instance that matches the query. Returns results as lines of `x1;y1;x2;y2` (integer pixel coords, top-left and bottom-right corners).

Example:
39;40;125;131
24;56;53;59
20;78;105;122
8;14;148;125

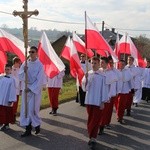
35;125;40;134
0;124;9;131
98;126;104;135
126;109;131;116
88;139;96;150
53;110;57;116
49;110;54;114
21;131;31;137
135;103;138;107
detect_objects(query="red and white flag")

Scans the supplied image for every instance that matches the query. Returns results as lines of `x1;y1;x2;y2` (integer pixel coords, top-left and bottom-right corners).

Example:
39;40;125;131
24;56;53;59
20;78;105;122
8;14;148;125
38;32;65;78
0;51;7;73
60;36;71;60
85;13;111;51
61;37;84;84
0;29;25;62
85;13;118;62
72;32;94;58
96;49;108;57
119;34;146;67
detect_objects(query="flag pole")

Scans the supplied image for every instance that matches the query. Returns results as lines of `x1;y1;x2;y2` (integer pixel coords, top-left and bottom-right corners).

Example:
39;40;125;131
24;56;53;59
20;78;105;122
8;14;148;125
114;32;119;68
124;32;127;60
13;0;39;118
85;11;89;74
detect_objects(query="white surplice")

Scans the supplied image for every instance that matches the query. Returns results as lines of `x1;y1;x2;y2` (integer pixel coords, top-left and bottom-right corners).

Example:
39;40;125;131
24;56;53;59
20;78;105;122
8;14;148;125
47;70;65;88
11;66;22;95
0;75;16;106
82;70;108;106
133;67;143;103
119;68;132;94
19;58;44;127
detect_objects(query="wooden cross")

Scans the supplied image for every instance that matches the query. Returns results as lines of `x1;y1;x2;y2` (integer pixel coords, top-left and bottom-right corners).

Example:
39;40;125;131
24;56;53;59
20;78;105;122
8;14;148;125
13;0;39;118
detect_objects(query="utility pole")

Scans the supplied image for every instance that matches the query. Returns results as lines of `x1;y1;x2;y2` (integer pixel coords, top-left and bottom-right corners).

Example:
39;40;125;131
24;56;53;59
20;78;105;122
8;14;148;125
13;0;39;118
102;21;105;36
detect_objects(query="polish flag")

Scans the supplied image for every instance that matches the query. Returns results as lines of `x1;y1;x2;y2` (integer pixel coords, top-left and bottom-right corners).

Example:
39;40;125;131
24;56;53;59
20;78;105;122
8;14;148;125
0;29;25;62
0;51;7;73
85;13;118;62
61;37;84;84
96;49;108;57
38;32;65;78
72;32;94;58
119;34;146;67
60;36;71;60
85;13;112;51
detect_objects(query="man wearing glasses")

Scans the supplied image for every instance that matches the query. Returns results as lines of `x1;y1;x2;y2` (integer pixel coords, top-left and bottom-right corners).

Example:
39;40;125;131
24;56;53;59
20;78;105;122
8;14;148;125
19;46;44;137
76;54;91;106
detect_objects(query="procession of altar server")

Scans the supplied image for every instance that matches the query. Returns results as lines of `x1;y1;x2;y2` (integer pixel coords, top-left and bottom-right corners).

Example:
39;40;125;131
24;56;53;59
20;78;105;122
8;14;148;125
0;51;149;149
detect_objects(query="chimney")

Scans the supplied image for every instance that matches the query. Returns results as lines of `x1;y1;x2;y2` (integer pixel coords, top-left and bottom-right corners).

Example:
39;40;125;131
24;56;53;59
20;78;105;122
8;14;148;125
112;28;115;33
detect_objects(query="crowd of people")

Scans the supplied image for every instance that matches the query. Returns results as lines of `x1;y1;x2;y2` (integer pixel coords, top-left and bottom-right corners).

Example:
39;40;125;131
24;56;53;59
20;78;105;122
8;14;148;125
81;55;150;149
0;46;150;149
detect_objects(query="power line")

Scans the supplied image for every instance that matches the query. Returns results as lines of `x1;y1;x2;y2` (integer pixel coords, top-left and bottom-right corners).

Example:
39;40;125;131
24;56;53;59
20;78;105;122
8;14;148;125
105;23;150;32
0;10;84;24
30;17;84;24
1;10;150;32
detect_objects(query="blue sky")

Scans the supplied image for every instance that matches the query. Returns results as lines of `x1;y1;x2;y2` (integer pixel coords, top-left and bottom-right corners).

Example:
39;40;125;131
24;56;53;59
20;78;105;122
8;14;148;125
0;0;150;38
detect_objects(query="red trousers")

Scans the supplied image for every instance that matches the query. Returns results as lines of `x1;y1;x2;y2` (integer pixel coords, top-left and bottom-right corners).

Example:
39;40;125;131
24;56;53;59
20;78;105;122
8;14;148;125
48;88;60;110
115;94;128;120
126;92;133;109
99;102;110;127
0;105;14;124
99;96;117;126
13;95;19;115
86;105;103;139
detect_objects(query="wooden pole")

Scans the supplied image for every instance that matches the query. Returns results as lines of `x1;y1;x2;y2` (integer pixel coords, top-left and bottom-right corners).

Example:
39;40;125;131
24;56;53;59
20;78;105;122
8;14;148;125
13;0;39;118
102;21;105;36
124;33;127;60
85;11;88;73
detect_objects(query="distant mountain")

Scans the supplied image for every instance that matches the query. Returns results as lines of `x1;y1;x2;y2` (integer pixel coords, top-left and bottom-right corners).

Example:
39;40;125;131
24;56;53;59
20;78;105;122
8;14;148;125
0;27;71;46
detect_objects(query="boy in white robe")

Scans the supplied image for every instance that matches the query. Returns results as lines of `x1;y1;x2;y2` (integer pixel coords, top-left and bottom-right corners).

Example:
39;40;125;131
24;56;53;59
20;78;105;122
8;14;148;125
76;54;91;106
11;57;22;122
142;66;150;102
133;67;143;106
115;60;132;123
82;57;107;149
47;70;65;115
19;46;44;137
98;57;118;134
125;56;140;115
0;64;16;131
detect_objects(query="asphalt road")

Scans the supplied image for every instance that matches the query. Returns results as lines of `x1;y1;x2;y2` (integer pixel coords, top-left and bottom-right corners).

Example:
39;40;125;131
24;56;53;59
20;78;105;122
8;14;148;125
0;100;150;150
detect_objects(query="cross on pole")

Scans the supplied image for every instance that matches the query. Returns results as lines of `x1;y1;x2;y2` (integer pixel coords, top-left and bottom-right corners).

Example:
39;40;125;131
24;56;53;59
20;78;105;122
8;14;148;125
13;0;39;118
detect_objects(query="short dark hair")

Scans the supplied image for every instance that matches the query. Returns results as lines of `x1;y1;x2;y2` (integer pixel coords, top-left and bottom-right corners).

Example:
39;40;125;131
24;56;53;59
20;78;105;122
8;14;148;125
128;56;134;61
147;60;150;63
91;57;100;63
101;57;109;64
119;59;126;64
30;46;38;52
5;63;12;69
108;56;112;60
13;57;21;64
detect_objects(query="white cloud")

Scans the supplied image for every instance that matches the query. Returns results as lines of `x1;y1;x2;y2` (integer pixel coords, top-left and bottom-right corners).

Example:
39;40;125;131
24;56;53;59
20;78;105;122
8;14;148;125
0;0;150;37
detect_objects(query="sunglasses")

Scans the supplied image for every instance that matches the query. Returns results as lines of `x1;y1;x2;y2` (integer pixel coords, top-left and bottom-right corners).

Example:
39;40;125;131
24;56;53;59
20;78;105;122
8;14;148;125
29;51;36;54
